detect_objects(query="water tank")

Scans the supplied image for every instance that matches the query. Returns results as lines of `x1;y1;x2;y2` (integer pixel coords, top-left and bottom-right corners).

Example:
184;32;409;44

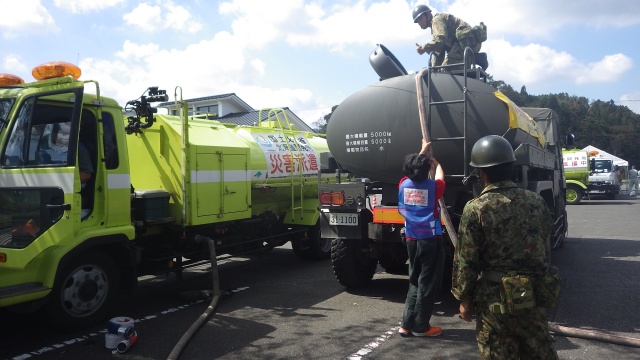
326;72;541;185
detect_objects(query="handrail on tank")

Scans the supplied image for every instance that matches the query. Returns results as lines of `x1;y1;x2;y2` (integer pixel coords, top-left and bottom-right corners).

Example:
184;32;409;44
429;47;486;82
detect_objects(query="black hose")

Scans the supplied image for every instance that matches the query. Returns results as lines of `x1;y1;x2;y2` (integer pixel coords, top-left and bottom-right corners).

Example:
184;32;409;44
549;323;640;348
167;235;221;360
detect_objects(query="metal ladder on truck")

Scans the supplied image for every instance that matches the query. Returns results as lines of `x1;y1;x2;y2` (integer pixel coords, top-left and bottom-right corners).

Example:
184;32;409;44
424;47;488;182
257;108;306;221
418;47;488;245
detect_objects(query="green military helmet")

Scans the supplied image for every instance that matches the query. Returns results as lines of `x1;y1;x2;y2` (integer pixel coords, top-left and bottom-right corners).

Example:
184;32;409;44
412;4;431;23
469;135;516;167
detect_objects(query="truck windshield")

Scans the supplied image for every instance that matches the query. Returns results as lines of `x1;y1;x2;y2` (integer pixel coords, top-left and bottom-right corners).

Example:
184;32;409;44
592;160;612;173
0;98;15;133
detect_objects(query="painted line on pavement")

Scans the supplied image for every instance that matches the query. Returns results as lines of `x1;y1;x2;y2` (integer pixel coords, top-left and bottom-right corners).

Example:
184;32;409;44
346;325;399;359
11;286;250;360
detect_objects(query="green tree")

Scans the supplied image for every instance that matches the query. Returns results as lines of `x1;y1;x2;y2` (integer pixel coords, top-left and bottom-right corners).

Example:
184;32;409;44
311;105;338;134
486;77;640;166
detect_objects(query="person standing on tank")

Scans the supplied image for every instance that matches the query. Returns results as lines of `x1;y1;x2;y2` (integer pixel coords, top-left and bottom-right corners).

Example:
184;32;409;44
397;139;446;337
412;4;486;70
452;135;558;359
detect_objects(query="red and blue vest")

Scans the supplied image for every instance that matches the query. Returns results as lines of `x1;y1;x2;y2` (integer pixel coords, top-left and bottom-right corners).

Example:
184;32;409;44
398;178;442;240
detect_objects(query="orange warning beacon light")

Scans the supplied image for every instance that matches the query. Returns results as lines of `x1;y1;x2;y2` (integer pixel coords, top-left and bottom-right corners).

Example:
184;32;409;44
0;73;25;86
32;61;81;81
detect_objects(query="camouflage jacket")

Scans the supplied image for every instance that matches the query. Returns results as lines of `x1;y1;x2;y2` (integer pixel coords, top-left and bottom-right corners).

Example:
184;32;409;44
424;13;472;55
451;181;551;303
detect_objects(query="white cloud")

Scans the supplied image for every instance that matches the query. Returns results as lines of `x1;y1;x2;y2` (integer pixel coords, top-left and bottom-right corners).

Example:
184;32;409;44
11;0;636;125
122;3;161;32
0;0;57;38
484;40;632;87
219;0;306;49
620;93;640;115
123;1;203;34
2;55;29;73
109;0;639;124
115;41;161;60
217;0;417;53
446;0;640;38
164;2;203;33
576;54;633;84
81;31;258;108
287;0;415;53
54;0;125;13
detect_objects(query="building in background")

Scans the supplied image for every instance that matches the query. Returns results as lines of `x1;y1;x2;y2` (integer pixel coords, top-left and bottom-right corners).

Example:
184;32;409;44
158;93;313;132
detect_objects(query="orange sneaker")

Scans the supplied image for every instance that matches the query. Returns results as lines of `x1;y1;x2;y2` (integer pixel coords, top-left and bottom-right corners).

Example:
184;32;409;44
412;326;442;337
398;327;412;336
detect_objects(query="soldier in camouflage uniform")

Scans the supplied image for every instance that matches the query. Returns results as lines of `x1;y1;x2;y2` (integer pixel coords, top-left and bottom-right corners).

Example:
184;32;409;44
452;135;558;359
412;5;487;70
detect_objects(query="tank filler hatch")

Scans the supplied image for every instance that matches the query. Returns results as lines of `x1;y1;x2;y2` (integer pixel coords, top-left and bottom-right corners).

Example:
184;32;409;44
369;44;408;80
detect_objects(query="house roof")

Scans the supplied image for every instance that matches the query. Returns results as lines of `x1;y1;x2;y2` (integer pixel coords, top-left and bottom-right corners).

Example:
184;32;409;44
158;93;254;111
157;92;314;132
217;108;314;132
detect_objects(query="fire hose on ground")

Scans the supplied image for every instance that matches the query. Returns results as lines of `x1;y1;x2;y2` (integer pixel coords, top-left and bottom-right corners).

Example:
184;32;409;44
548;323;640;348
167;235;220;360
413;69;640;349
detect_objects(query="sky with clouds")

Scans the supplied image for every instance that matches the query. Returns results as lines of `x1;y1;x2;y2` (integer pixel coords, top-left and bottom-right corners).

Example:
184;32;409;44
2;0;640;125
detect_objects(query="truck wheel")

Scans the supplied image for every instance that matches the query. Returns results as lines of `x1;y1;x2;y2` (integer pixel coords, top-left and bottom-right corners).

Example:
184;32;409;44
552;204;568;250
46;251;120;329
378;243;408;275
331;238;377;288
292;223;331;260
566;185;582;205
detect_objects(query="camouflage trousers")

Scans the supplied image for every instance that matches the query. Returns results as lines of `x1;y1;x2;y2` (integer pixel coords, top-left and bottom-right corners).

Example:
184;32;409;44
431;38;482;71
474;303;558;360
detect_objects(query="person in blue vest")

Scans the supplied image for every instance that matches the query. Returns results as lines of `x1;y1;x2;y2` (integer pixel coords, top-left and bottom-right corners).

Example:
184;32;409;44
397;139;446;337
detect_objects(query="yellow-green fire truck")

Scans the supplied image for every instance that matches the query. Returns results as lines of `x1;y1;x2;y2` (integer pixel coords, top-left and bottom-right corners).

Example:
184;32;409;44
0;62;335;328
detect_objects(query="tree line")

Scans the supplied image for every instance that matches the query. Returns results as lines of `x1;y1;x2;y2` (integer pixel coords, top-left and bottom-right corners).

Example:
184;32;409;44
312;77;640;168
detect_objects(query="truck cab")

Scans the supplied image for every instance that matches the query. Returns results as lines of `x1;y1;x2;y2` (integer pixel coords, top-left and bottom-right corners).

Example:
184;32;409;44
588;158;620;199
0;63;135;327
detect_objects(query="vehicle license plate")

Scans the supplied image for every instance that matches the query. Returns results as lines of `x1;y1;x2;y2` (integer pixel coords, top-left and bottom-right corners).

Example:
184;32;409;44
329;213;358;226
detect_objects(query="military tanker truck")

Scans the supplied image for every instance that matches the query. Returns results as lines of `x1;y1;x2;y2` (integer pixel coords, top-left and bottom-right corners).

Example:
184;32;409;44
0;61;336;328
318;45;568;288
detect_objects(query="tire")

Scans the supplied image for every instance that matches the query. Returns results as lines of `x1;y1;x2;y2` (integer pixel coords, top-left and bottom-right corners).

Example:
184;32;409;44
46;251;120;329
565;184;582;205
331;238;377;288
378;243;408;275
552;202;568;250
292;222;331;260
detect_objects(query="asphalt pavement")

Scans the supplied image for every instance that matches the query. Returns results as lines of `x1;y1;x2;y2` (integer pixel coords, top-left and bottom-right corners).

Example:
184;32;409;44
2;194;640;359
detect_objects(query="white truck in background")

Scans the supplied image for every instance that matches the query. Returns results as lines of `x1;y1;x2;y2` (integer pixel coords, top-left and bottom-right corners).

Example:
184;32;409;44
587;153;621;199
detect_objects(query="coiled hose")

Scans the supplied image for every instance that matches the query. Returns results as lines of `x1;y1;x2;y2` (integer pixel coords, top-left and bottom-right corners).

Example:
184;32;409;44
167;235;221;360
